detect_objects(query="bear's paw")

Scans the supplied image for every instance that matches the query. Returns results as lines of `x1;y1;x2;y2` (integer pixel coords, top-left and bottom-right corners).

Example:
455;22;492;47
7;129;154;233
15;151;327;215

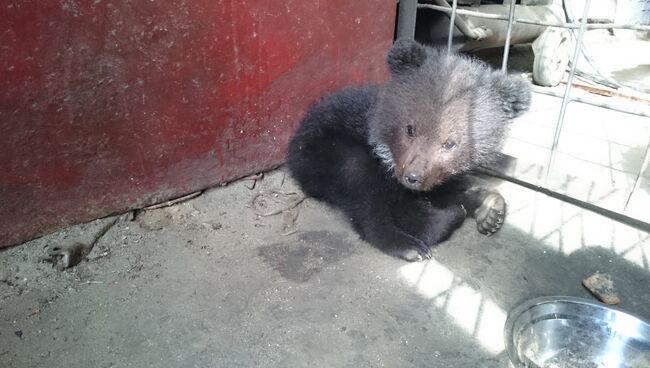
474;192;506;235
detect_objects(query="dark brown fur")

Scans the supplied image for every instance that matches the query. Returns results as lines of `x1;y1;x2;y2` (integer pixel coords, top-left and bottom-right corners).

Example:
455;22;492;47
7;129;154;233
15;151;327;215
286;39;531;261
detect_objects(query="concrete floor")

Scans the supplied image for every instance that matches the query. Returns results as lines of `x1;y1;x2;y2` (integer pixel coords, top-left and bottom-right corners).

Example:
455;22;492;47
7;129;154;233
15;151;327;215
1;168;649;368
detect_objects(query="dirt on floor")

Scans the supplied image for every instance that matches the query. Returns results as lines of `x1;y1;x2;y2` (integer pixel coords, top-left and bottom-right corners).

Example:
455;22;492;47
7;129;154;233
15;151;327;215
1;169;649;368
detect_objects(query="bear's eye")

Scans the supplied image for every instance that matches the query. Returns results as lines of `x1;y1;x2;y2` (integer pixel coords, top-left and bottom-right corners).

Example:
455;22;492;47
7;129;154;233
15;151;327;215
406;125;415;138
442;139;457;150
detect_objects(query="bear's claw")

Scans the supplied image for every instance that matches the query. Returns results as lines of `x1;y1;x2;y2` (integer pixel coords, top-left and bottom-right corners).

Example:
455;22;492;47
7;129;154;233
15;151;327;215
398;237;432;262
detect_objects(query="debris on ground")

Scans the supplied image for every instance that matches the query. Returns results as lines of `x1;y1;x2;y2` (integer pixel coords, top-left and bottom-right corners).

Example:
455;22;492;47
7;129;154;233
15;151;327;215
201;222;223;231
143;191;203;210
250;190;305;217
280;207;300;236
136;209;173;231
46;242;92;271
250;190;305;235
245;172;264;190
582;272;620;305
44;216;120;270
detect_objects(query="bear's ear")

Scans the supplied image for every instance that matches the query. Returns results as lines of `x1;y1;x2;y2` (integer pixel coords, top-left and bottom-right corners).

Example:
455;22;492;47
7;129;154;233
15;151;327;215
387;38;427;76
494;74;532;119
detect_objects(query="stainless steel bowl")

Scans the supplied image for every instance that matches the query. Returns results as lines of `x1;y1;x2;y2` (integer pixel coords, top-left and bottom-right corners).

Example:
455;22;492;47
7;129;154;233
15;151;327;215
504;296;650;368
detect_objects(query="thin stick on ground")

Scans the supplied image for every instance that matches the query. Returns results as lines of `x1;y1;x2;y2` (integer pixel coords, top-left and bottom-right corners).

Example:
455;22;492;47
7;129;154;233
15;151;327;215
250;190;306;217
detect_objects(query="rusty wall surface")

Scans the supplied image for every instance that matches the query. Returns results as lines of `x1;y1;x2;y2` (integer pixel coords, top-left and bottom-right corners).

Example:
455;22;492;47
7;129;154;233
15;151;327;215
0;1;395;247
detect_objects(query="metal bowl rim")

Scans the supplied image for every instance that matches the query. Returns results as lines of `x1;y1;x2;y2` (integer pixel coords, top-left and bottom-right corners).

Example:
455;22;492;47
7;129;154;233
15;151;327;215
503;296;650;368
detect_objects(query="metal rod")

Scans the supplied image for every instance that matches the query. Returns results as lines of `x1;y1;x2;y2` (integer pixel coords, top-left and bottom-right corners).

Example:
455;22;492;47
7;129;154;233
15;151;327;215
418;4;650;31
477;164;650;233
545;0;591;181
624;138;650;211
501;0;517;72
531;87;650;118
447;0;458;55
431;0;492;40
397;0;418;39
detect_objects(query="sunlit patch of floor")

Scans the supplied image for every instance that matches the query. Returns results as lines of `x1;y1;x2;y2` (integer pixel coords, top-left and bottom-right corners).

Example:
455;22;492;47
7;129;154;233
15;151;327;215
398;179;649;359
399;260;507;355
497;181;650;270
503;89;650;225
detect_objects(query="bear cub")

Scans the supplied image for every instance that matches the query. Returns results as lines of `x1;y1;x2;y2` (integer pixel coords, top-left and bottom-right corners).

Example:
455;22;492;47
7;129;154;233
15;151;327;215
286;39;531;262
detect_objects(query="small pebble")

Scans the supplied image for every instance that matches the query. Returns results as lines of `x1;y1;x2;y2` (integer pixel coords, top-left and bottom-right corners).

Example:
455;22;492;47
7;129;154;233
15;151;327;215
583;272;620;305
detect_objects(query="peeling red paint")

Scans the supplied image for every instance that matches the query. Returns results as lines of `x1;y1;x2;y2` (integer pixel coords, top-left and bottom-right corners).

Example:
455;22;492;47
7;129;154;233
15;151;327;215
0;0;395;247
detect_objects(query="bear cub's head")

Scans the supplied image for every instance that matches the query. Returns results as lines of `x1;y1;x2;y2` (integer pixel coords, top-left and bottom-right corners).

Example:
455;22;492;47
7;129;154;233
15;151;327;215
369;39;531;191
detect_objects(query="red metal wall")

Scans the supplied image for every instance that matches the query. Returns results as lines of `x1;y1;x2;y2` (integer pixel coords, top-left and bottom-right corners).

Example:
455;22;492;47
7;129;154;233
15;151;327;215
0;1;395;248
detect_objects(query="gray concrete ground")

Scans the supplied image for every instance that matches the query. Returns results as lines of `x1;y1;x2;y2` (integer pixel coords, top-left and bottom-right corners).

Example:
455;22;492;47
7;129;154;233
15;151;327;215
1;168;649;368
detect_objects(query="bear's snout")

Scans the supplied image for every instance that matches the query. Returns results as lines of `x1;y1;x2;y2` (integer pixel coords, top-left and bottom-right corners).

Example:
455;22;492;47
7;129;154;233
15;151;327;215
403;171;424;190
401;163;447;191
400;149;429;190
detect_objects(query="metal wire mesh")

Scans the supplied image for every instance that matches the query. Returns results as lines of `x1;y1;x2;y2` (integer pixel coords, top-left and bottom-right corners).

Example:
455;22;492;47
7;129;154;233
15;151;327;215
404;0;650;226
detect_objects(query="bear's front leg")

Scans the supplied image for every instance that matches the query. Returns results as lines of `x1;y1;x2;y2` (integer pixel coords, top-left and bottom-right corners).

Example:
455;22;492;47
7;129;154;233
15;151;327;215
422;204;468;244
428;178;507;236
356;215;433;262
375;228;434;262
393;197;467;247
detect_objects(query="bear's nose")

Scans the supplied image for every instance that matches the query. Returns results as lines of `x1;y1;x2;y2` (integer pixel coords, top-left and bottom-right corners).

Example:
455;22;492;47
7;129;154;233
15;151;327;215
404;172;423;186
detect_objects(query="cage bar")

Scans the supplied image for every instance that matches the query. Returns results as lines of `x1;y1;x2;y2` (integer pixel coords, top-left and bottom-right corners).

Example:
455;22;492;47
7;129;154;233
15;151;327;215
501;0;517;72
397;0;418;39
531;86;650;118
545;0;592;180
625;139;650;211
400;0;650;226
447;0;459;54
418;3;650;31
